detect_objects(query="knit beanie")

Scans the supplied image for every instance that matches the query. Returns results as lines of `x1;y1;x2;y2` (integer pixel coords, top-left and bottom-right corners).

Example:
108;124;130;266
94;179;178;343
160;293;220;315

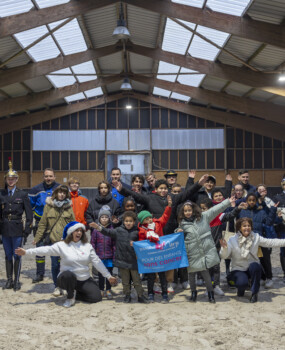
62;221;86;239
137;210;152;224
98;206;112;220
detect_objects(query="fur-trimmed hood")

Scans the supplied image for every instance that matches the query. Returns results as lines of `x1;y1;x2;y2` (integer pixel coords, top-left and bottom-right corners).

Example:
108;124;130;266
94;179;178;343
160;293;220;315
45;196;72;209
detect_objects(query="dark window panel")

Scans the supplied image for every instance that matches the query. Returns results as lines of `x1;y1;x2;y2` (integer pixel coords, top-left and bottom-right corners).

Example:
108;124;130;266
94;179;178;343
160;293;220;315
161;109;168;128
216;150;224;169
88;109;96;129
245;150;253;169
97;151;105;170
0;151;2;171
161;150;168;169
274;150;282;169
197;117;205;128
129;98;138;108
129;109;139;129
273;139;282;148
235;129;243;148
118;109;128;129
179;150;188;169
80;151;87;170
264;150;272;168
118;98;128;108
170;110;177;128
43;151;50;169
52;151;60;171
32;123;41;130
22;152;29;171
207;150;214;169
152;150;160;170
140;101;150;108
4;133;12;151
13;151;21;171
13;131;21;150
170;150;178;169
97;109;105;129
107;109;116;129
51;118;59;130
197;150;205;169
236;150;243;169
254;134;262;148
60;115;70;129
3;152;11;170
206;120;215;128
245;131;252;148
61;151;69;170
189;150;196;169
0;135;2;150
263;136;272;149
188;115;196;128
227;150;234;169
178;112;187;128
42;121;50;130
22;130;30;150
70;113;78;130
70;151;78;170
152;108;159;128
33;151;41;171
89;151;96;170
107;101;116;108
140;109;150;128
216;122;224;127
254;150;262;169
226;128;234;148
79;111;87;129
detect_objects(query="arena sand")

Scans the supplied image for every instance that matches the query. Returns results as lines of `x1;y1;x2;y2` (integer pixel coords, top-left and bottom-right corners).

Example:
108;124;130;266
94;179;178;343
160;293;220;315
1;234;285;350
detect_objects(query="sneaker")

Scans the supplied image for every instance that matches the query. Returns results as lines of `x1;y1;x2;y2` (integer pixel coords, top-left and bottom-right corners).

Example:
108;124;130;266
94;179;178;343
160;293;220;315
148;294;155;303
260;279;266;286
63;297;75;308
153;284;162;294
265;279;273;289
167;283;174;293
196;278;204;286
182;281;190;290
213;285;225;296
106;290;113;300
161;295;169;304
123;295;131;303
52;287;63;297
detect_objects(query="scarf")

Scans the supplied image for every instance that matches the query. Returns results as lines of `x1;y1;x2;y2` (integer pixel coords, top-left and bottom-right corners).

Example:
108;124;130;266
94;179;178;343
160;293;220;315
53;199;70;208
142;222;160;243
237;231;255;258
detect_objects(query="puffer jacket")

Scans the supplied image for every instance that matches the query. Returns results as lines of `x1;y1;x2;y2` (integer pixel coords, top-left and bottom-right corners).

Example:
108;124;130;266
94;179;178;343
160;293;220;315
70;190;89;226
86;192;121;224
90;224;115;260
100;224;139;270
34;197;75;244
179;199;231;273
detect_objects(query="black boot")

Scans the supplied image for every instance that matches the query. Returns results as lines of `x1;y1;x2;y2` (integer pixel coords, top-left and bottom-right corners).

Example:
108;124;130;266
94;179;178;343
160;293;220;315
189;291;197;302
138;295;149;304
237;289;245;297
123;295;131;303
208;291;216;303
2;259;13;290
13;259;21;291
32;275;44;283
280;256;285;283
250;293;258;303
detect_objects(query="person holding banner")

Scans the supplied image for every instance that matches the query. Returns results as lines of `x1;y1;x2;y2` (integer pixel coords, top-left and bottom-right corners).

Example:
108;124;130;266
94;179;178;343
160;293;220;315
177;196;235;303
137;195;172;303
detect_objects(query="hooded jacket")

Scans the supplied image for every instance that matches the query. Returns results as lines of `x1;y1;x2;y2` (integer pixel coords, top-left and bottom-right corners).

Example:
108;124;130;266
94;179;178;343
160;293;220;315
90;224;116;260
86;192;120;224
70;190;89;226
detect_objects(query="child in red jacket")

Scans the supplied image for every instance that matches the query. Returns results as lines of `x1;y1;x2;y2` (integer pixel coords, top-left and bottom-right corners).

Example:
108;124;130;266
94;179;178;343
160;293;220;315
137;195;172;303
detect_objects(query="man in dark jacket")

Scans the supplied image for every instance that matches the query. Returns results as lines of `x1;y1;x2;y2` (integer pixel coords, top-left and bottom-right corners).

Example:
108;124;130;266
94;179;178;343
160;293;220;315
164;170;178;191
238;169;256;193
109;167;131;207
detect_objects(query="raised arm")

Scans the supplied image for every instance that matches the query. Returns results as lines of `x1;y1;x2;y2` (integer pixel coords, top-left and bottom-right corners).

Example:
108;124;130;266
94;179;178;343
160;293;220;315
224;174;233;199
92;222;118;240
204;198;232;223
114;180;149;207
16;242;61;257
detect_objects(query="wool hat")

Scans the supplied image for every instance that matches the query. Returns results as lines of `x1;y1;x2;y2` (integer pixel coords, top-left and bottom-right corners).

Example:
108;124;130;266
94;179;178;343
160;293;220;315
98;206;112;220
137;210;152;224
62;221;86;239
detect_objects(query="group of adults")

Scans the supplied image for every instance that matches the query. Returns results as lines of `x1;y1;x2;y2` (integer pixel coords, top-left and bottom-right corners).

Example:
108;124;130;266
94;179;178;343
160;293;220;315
1;158;285;306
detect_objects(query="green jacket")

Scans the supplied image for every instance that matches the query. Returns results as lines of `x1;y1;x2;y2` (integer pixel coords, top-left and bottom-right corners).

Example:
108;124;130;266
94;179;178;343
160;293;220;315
35;197;75;244
180;199;231;273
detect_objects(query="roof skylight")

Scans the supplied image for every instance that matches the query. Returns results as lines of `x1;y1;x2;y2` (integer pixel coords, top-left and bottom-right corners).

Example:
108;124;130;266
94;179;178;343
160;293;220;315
172;0;204;7
65;92;85;103
85;87;103;98
177;68;205;87
171;92;191;102
35;0;70;9
206;0;252;17
0;0;33;17
157;61;180;82
47;68;76;88
153;87;171;98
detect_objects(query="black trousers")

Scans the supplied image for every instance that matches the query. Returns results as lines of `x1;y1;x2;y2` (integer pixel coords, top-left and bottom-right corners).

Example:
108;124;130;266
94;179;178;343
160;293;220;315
57;271;102;303
98;267;113;291
259;247;272;280
147;272;167;297
174;267;188;284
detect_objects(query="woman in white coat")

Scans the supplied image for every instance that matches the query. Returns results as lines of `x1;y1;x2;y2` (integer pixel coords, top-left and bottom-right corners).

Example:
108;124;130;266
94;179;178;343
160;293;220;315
220;217;285;303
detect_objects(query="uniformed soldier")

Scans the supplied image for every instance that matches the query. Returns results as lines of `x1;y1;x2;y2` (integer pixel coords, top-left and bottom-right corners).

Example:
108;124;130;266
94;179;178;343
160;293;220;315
0;159;33;291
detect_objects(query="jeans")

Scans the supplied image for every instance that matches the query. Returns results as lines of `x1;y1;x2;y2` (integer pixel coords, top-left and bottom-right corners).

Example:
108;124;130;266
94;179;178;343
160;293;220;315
2;235;23;261
230;262;262;295
98;267;113;291
51;255;60;287
259;247;272;280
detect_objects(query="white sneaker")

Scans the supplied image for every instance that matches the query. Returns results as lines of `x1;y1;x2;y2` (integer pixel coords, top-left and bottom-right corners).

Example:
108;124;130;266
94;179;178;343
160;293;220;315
265;279;273;289
63;297;75;308
171;282;177;289
52;287;63;297
182;281;190;290
167;283;175;293
196;278;204;286
153;284;162;294
213;285;225;296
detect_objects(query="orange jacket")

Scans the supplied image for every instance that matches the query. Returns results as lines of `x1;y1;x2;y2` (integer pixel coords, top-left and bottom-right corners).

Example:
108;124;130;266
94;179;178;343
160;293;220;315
70;191;89;226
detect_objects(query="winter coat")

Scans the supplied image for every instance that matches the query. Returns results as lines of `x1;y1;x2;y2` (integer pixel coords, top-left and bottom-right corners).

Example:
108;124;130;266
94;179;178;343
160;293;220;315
70;191;89;226
179;199;231;273
100;224;139;270
138;206;172;242
220;232;285;272
90;224;115;260
86;192;120;224
34;197;75;244
111;181;132;207
239;182;256;194
274;192;285;208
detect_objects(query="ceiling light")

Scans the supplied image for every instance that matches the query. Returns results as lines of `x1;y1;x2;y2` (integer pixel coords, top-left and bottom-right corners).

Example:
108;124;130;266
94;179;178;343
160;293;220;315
120;77;132;91
112;18;130;40
126;105;132;109
279;74;285;82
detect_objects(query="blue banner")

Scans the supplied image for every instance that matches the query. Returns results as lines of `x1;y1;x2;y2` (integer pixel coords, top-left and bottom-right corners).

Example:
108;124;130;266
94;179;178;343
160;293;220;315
133;232;189;274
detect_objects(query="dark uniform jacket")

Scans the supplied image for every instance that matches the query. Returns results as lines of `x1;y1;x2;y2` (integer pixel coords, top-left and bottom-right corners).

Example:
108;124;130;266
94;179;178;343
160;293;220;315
0;188;33;237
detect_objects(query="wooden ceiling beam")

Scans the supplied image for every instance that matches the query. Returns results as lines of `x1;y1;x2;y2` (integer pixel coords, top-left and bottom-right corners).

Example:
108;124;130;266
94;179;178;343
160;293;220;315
124;0;285;49
134;93;285;141
0;76;121;118
128;44;285;97
0;45;121;89
132;75;285;125
0;93;125;135
0;0;116;39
